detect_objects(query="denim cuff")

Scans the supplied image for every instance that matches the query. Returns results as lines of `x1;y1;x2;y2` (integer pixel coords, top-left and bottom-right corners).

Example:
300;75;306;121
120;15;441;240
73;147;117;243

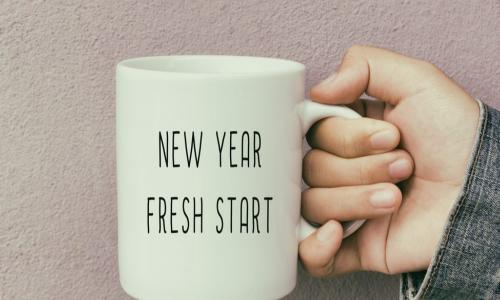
400;101;500;299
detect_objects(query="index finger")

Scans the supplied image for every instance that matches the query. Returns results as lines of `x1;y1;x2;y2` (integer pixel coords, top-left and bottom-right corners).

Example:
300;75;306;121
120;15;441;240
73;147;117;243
310;45;445;105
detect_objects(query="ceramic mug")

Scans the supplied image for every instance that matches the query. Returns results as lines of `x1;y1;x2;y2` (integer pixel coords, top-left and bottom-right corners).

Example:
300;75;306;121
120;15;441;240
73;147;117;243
116;55;365;300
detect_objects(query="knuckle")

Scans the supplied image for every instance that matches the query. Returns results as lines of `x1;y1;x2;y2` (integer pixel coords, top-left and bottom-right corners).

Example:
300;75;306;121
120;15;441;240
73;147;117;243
321;260;335;278
326;118;369;158
358;160;371;185
370;119;393;137
340;131;355;157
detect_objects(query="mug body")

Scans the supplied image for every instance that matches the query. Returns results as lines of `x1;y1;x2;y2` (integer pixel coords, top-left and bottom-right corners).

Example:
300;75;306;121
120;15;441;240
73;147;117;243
116;56;305;299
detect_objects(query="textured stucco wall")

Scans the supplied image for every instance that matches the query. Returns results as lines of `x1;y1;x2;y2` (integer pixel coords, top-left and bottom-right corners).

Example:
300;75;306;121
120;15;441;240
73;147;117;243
1;1;499;299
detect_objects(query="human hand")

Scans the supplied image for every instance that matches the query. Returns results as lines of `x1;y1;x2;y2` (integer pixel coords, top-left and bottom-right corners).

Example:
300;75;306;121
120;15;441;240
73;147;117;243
299;45;480;277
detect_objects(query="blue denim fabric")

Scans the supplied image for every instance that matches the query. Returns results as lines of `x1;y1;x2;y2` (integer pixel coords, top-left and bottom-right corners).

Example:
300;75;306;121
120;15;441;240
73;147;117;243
400;102;500;299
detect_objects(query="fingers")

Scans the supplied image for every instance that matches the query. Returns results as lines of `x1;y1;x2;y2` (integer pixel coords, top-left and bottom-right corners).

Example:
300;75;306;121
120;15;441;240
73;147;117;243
299;221;362;277
303;149;413;187
302;183;402;222
310;45;444;105
299;220;343;277
306;117;400;158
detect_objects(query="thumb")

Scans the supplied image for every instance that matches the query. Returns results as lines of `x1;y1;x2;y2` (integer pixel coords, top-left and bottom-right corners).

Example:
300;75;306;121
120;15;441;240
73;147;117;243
310;45;445;106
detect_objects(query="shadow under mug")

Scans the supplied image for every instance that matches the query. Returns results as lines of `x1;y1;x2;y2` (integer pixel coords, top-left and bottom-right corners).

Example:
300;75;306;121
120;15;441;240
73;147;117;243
116;55;365;300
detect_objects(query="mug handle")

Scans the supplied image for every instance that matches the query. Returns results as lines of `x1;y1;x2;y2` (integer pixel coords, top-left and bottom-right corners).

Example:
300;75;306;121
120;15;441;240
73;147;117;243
297;99;366;241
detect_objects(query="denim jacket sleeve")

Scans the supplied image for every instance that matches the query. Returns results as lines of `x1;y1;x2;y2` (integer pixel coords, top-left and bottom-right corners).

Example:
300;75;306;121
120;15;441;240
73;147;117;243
400;101;500;300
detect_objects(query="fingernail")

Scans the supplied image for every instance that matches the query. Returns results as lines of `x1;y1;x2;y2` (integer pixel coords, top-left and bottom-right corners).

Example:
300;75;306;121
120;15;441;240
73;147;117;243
370;130;395;150
389;159;412;179
369;190;396;208
316;221;336;242
316;72;337;88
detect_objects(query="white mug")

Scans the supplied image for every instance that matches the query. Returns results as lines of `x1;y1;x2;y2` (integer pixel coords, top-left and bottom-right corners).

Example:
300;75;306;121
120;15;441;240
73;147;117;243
116;55;365;300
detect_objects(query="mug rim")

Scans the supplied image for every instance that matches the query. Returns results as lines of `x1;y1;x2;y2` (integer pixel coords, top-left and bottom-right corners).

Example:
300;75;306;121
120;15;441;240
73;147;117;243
117;55;305;77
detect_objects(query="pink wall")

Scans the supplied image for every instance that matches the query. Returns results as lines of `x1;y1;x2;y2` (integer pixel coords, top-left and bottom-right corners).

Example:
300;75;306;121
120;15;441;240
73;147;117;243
1;1;498;299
